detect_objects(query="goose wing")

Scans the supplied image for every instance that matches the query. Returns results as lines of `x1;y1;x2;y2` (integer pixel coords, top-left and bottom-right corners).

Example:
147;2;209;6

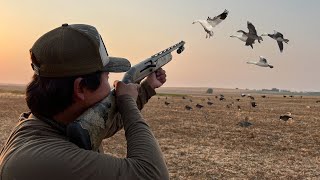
237;30;247;35
259;56;267;64
274;30;284;38
277;41;284;52
247;21;258;35
207;9;229;28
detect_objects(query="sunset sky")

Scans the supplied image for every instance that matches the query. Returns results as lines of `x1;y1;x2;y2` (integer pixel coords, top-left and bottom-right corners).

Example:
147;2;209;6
1;0;319;91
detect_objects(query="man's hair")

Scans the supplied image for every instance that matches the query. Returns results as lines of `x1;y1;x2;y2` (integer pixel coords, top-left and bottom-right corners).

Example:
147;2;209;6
25;72;102;118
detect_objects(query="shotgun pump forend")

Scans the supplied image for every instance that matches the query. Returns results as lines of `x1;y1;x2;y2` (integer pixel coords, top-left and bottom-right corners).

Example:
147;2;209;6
122;41;185;84
67;41;186;151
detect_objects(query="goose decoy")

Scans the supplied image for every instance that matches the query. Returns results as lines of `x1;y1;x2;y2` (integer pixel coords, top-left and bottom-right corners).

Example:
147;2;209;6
192;9;229;38
230;21;263;48
261;30;289;52
280;113;293;121
248;96;255;100
261;95;266;98
247;56;274;68
185;105;193;110
238;121;253;127
251;102;257;108
237;105;241;111
196;104;204;109
164;101;170;106
207;101;213;105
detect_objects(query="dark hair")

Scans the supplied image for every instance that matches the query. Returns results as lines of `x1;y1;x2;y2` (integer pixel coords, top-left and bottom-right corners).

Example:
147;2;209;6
25;71;102;118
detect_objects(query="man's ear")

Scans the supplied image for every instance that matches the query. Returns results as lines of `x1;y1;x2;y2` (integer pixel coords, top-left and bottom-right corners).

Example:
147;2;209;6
73;77;85;101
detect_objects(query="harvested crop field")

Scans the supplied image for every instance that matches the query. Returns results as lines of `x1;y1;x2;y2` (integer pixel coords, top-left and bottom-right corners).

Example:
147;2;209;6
1;88;320;179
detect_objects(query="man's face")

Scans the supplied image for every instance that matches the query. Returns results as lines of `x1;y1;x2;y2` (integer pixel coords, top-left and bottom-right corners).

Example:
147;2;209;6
84;72;111;107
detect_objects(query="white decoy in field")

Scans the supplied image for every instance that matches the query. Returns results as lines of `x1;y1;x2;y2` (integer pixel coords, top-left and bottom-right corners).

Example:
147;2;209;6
247;56;274;68
261;30;289;52
230;21;263;48
280;112;293;121
192;9;229;38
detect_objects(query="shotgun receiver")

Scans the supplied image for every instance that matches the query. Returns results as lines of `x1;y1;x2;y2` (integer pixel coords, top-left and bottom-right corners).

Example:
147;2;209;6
66;41;185;151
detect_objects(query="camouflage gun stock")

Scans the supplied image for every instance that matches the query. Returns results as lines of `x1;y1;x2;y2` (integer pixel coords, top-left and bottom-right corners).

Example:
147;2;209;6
66;41;185;151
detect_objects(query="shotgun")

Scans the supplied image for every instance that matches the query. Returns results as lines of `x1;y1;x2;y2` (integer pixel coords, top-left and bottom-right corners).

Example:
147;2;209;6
66;41;185;151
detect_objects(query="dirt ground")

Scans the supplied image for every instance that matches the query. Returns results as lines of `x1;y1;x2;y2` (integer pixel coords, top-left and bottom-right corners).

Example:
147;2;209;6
1;90;320;179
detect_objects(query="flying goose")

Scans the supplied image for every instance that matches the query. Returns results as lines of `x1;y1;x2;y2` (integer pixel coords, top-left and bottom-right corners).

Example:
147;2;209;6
261;30;289;52
247;56;274;68
230;21;263;48
192;9;229;38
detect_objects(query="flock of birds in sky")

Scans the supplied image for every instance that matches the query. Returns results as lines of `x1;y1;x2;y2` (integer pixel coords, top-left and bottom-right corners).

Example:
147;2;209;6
192;9;290;69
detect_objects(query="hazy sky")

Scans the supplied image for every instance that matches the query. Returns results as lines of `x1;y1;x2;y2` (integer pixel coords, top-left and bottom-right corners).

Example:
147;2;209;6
1;0;320;91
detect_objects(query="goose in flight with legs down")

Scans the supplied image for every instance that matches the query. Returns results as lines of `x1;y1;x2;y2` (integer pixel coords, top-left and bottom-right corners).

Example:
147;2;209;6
231;21;263;48
261;30;289;52
192;9;229;39
247;56;274;68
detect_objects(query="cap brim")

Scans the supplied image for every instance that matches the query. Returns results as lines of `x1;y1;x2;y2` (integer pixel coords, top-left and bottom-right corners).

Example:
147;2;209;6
103;57;131;72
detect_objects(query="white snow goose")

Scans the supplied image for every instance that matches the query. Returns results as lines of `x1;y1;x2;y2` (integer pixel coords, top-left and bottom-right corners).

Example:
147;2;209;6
231;21;263;48
261;30;289;52
192;9;229;38
247;56;274;68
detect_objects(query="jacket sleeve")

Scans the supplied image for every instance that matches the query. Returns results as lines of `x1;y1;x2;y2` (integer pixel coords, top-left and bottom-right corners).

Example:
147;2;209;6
136;80;156;110
104;80;156;139
64;95;169;180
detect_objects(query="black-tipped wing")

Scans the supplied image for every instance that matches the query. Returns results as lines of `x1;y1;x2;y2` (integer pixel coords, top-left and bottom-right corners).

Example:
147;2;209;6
207;9;229;28
237;30;247;34
247;21;257;35
274;31;284;39
277;41;284;52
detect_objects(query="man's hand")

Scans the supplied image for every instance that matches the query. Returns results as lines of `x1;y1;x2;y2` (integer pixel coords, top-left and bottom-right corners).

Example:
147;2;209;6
114;80;140;101
145;68;167;89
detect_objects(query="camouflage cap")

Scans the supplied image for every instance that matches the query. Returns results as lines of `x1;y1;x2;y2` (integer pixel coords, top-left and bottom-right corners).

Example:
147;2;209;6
30;23;131;77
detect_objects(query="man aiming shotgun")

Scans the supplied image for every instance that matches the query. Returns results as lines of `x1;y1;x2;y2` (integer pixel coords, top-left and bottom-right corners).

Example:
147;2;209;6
0;23;185;180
